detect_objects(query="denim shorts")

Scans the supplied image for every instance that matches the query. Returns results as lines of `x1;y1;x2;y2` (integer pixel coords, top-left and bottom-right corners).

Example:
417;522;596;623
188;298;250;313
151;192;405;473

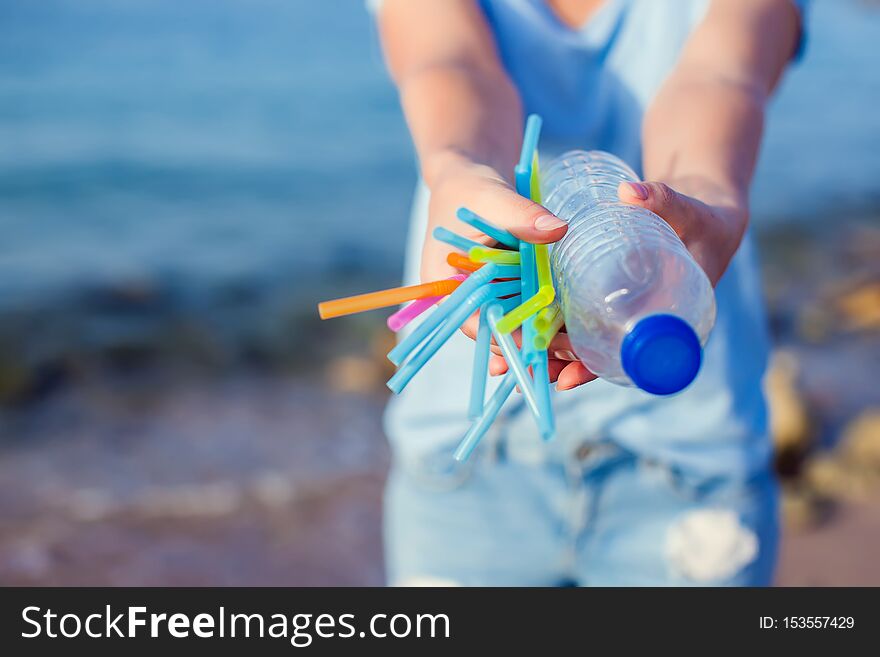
384;437;778;586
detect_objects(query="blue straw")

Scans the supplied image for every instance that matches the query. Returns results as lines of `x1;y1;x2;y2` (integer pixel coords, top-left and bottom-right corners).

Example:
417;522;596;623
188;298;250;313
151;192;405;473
485;303;554;439
388;280;521;393
387;263;518;366
454;372;517;462
468;301;492;420
467;294;522;420
432;226;482;253
515;114;542;197
519;115;543;174
511;112;554;439
530;350;555;440
456;208;520;249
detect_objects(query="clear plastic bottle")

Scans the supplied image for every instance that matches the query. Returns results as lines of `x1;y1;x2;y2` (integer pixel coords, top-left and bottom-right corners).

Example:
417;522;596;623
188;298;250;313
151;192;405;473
541;150;716;395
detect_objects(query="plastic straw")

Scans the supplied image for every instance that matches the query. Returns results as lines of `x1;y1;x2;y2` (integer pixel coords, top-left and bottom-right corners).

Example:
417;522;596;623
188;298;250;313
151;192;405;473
386;274;467;332
387;280;521;393
454;372;516;462
468;294;522;420
486;304;552;438
456;208;520;249
533;303;564;350
468;302;492;420
318;277;463;319
469;245;521;265
534;302;561;333
387;263;519;366
516;115;543;190
496;242;555;334
432;226;482;253
531;349;555;440
447;252;483;272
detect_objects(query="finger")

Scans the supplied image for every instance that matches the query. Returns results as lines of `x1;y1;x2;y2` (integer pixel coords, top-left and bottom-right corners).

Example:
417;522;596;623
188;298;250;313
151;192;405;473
548;358;568;383
618;181;700;242
460;314;480;341
556;361;598;391
545;332;576;360
489;354;508;376
465;179;568;244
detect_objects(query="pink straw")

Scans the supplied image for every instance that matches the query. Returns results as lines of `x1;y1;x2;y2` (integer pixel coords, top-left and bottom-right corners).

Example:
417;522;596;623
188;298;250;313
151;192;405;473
387;274;467;332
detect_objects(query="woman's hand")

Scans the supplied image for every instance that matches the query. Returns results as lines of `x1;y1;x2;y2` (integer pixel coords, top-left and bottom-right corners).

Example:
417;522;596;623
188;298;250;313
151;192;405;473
421;152;567;282
618;176;748;286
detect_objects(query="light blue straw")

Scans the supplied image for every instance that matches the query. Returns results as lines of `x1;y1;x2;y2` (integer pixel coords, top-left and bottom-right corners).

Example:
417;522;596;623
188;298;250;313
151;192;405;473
517;114;543;180
467;294;521;420
511;113;554;439
530;350;555;440
485;303;553;439
456;208;520;250
432;226;482;253
387;263;518;366
454;372;517;462
388;280;521;393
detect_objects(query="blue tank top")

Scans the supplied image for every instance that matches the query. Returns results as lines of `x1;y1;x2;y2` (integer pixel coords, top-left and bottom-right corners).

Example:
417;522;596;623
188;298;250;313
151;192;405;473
378;0;808;479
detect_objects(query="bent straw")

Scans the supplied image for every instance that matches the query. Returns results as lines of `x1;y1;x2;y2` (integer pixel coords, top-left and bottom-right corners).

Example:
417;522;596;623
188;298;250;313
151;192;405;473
512;115;542;353
386;274;468;332
432;226;482;253
468;294;522;420
533;303;564;350
318;277;463;320
454;372;517;462
486;304;553;439
534;301;561;333
447;252;483;272
456;207;520;249
496;241;556;335
387;280;521;393
387;263;519;366
469;245;521;265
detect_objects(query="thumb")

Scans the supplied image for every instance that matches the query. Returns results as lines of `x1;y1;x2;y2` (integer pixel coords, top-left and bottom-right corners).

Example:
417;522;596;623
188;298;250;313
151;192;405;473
618;181;698;241
472;185;568;245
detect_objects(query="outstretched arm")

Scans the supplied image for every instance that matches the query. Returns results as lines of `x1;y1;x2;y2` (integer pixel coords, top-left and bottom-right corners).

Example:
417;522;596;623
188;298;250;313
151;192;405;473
378;0;567;283
620;0;803;284
554;0;803;391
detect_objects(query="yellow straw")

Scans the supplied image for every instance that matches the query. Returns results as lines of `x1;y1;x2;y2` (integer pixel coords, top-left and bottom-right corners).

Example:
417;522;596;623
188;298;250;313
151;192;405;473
468;245;521;265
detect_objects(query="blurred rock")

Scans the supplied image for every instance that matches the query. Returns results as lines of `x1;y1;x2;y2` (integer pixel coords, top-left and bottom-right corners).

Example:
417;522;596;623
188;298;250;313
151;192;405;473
780;483;833;532
250;472;295;508
325;355;385;394
839;410;880;471
796;305;833;343
134;482;242;519
835;280;880;333
805;454;880;503
370;328;398;381
766;351;814;475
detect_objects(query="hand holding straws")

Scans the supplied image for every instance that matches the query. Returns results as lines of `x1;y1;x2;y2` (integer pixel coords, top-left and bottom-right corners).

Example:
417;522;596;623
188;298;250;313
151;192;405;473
318;114;562;460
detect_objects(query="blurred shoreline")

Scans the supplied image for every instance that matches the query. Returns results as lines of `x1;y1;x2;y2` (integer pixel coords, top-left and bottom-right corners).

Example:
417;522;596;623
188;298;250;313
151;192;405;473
0;211;878;586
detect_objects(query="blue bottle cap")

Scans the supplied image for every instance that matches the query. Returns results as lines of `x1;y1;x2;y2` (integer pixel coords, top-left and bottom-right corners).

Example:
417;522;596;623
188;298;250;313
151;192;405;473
620;314;702;395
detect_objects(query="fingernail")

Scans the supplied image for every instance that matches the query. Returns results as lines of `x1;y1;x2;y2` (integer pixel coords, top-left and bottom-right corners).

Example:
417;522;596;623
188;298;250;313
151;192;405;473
534;214;566;231
554;350;577;361
626;182;649;200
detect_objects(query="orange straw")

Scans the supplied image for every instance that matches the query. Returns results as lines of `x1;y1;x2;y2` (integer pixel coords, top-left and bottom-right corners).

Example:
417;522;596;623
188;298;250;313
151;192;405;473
318;278;464;319
446;252;483;272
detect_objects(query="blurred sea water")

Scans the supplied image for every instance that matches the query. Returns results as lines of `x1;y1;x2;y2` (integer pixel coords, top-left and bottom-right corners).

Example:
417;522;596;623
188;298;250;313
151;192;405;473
0;0;877;315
